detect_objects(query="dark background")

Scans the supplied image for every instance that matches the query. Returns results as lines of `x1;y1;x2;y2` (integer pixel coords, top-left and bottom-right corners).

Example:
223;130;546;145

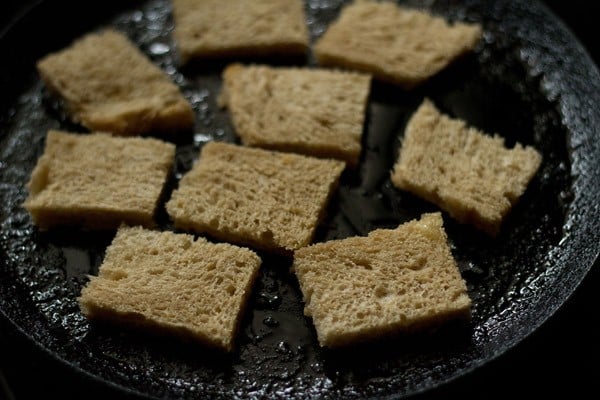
0;1;598;399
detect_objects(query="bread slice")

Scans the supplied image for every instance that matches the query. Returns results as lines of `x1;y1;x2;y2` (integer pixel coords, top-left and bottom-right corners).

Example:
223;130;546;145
24;130;175;230
314;0;482;88
221;64;371;166
294;213;471;348
79;226;261;351
172;0;309;63
166;142;345;253
391;99;542;235
37;30;194;135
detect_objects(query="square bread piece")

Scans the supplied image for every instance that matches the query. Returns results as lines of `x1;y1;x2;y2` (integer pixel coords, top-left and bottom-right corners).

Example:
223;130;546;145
221;64;371;166
172;0;309;63
24;130;175;230
79;226;261;351
166;142;345;253
391;99;542;236
37;30;194;135
294;213;471;348
314;0;482;88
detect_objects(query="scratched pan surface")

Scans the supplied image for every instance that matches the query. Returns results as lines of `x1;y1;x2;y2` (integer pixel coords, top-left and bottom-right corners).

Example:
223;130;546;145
0;0;599;398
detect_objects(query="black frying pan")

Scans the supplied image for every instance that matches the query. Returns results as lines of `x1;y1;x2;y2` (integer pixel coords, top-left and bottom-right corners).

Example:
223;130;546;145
1;0;599;398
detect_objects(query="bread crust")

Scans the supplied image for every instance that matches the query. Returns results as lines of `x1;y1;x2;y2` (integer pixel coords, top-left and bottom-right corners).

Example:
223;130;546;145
294;213;471;347
221;64;371;166
172;0;309;63
24;130;175;230
37;30;194;135
79;226;261;351
391;99;542;235
314;0;482;88
166;142;345;253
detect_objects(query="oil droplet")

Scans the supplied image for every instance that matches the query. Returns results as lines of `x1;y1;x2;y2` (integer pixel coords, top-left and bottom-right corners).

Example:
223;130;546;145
214;128;225;138
310;362;324;373
131;11;143;22
164;65;177;75
255;292;282;310
149;42;170;55
193;133;212;144
275;341;292;355
263;316;279;327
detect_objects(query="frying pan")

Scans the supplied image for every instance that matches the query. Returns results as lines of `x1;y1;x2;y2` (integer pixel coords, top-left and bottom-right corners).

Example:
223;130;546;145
1;0;599;398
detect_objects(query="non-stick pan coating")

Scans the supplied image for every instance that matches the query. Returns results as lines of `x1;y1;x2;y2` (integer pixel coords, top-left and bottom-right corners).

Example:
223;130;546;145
0;0;599;398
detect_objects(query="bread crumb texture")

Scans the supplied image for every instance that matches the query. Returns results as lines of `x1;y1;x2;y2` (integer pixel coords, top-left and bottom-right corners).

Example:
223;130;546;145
172;0;309;63
24;130;175;230
79;226;261;351
37;30;194;135
314;0;482;88
392;99;542;235
166;142;345;253
294;213;471;347
221;64;371;166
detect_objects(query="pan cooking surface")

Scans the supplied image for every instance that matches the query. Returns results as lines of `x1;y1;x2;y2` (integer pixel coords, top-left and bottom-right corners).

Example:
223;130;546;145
1;0;599;398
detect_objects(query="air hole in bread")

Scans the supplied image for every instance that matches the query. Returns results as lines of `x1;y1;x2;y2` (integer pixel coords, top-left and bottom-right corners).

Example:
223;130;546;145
355;259;372;270
406;256;427;271
374;286;389;298
149;268;164;275
226;285;236;296
105;270;128;281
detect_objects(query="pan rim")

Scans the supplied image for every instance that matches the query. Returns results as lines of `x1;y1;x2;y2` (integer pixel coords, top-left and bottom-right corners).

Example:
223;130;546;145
0;0;599;398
